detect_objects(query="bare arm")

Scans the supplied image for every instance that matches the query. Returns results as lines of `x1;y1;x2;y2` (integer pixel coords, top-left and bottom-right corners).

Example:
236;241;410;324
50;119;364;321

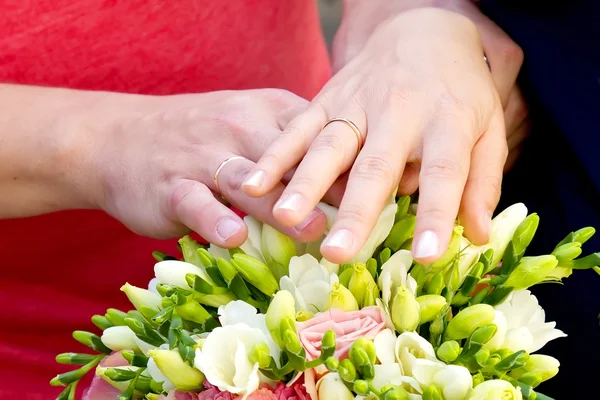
0;84;99;217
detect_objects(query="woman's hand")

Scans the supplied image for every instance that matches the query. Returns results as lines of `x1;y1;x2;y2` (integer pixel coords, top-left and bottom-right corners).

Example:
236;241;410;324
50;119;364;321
81;89;328;247
243;7;506;264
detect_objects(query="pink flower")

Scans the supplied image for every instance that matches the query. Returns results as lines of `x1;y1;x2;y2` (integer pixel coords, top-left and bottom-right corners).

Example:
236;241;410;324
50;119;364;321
296;307;386;361
83;352;128;400
163;381;308;400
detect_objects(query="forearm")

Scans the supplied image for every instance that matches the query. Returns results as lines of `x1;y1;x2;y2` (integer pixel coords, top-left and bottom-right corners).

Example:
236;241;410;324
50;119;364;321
0;84;100;218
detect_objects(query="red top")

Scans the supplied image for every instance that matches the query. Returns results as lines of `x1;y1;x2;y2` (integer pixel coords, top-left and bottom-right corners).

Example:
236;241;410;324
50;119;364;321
0;1;331;398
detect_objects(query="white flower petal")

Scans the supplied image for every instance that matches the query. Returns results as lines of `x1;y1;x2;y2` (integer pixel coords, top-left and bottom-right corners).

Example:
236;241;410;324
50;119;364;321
395;332;437;376
147;278;159;294
297;281;331;313
483;310;508;351
503;327;534;353
208;244;231;261
412;359;444;387
240;216;265;262
350;197;397;263
374;329;397;365
147;357;175;391
233;339;255;388
433;365;473;400
370;364;403;390
154;260;204;289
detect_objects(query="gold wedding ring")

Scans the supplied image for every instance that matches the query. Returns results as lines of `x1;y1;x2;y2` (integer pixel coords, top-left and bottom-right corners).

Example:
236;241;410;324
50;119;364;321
213;155;246;195
322;117;364;154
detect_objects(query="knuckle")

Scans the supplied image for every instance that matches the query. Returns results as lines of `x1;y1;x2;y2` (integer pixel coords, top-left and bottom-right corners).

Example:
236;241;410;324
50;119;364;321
337;203;370;227
422;158;466;181
496;37;524;67
310;133;346;154
225;164;252;192
259;152;285;171
416;206;449;225
170;181;208;214
352;154;396;185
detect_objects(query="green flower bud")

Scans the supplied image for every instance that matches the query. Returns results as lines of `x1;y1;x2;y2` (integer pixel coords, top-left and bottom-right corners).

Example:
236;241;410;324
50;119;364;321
283;329;303;356
470;324;498;345
55;353;98;365
504;255;559;290
147;349;204;391
425;272;445;295
174;301;211;324
430;226;463;272
445;304;495;340
422;384;442;400
444;262;462;292
325;356;340;371
261;224;296;281
511;213;539;255
73;330;112;354
417;295;447;323
94;366;139;392
552;242;582;263
348;263;379;308
384;215;416;251
231;254;279;296
350;338;376;365
121;350;149;368
321;330;337;360
192;292;237;308
573;227;596;244
353;380;370;396
391;286;420;333
325;282;359;311
381;385;410;400
395;195;411;222
509;354;559;383
475;349;490;367
105;308;131;326
517;372;542;388
338;359;357;382
92;315;114;331
485;203;528;267
437;341;461;363
249;343;272;369
197;247;216;268
266;290;297;348
216;258;237;284
472;372;484;387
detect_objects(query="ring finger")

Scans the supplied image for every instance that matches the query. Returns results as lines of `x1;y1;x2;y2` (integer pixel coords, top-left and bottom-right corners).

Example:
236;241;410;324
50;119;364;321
272;105;367;227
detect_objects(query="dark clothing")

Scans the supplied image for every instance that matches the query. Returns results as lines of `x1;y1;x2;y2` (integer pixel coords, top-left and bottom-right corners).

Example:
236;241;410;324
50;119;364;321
481;0;600;397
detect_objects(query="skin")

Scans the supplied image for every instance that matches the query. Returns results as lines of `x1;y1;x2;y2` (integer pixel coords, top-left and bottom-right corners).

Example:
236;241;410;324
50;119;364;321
0;0;529;261
0;85;329;247
243;0;529;264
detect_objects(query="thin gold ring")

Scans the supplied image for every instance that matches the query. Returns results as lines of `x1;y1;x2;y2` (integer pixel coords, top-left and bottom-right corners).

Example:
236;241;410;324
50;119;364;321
213;155;246;195
322;117;364;154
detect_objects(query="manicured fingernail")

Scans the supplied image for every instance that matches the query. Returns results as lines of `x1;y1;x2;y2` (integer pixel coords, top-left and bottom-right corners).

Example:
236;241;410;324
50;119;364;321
243;170;265;188
414;230;439;259
294;208;324;232
322;229;354;249
216;218;244;241
274;193;305;213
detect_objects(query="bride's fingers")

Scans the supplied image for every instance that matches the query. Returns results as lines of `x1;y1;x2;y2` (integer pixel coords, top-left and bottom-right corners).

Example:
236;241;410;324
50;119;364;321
241;103;328;197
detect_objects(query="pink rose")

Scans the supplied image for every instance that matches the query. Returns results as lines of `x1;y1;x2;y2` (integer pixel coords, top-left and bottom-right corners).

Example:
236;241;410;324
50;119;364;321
296;307;386;361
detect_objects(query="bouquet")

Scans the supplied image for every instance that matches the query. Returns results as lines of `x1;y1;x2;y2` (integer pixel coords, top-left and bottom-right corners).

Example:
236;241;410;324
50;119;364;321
51;196;600;400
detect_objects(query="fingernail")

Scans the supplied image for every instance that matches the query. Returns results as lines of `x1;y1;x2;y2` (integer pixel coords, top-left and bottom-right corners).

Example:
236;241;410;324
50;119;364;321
274;193;305;213
322;229;354;249
243;170;265;188
216;218;244;241
294;208;324;232
414;230;439;259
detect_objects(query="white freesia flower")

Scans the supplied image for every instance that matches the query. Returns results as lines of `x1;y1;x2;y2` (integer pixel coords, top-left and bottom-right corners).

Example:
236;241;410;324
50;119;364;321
374;328;397;364
468;380;522;400
279;254;331;314
485;290;566;353
316;373;354;400
195;301;279;398
146;345;175;391
412;359;472;400
350;196;397;263
395;332;438;376
154;260;211;290
378;250;417;305
483;203;528;268
147;277;159;294
218;300;280;363
100;326;139;351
